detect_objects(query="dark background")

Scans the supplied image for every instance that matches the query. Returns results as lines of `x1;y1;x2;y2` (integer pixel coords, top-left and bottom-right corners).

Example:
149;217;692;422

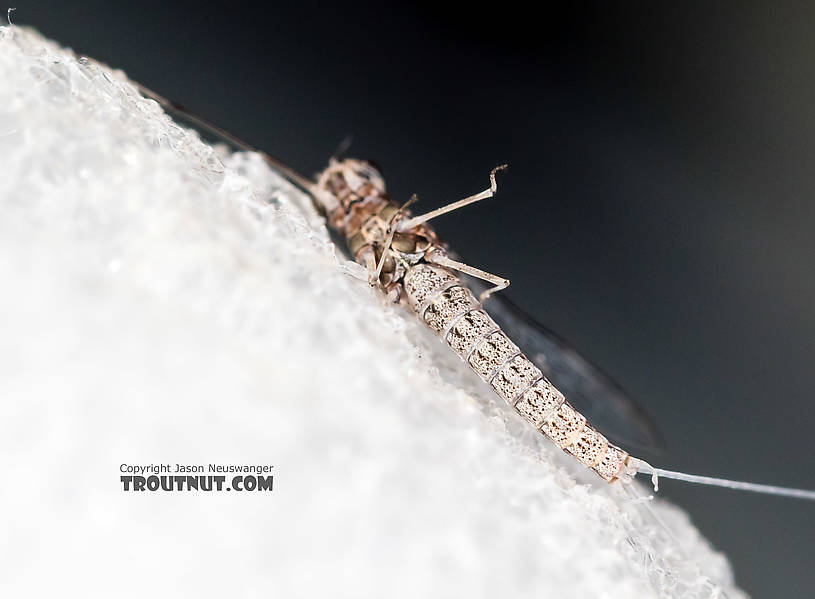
12;2;814;595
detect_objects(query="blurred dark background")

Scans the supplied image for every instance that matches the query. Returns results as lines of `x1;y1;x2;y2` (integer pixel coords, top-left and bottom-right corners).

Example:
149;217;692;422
12;1;814;595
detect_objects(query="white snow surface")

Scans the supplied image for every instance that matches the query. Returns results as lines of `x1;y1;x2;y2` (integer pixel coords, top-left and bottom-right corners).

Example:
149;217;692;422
0;26;747;599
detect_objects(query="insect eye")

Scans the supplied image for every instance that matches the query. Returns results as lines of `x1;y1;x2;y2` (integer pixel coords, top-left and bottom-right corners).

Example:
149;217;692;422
362;159;384;176
355;160;386;192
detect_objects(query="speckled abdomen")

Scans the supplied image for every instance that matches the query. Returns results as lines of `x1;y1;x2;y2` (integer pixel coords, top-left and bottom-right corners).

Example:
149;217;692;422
403;263;629;481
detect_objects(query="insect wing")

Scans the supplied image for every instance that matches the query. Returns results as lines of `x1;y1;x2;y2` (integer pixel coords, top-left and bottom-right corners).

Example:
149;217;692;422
465;277;665;456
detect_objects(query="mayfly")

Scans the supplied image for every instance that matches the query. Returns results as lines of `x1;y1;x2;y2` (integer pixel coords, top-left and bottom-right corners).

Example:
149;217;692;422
108;66;814;502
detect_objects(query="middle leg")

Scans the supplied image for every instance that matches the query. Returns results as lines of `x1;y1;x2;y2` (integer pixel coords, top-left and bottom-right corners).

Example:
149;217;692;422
426;249;510;304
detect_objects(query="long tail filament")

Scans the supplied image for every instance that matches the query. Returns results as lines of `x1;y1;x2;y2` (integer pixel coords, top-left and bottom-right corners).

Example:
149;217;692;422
634;460;815;501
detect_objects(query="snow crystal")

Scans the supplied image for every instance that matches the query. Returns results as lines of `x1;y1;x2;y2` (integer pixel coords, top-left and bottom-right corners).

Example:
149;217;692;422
0;25;746;599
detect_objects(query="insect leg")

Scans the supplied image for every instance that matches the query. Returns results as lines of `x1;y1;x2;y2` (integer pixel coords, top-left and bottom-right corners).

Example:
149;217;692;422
396;165;508;232
354;247;378;285
426;249;509;303
372;195;419;284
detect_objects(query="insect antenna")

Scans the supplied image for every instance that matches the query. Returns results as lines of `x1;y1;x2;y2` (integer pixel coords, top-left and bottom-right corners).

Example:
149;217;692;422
332;135;354;161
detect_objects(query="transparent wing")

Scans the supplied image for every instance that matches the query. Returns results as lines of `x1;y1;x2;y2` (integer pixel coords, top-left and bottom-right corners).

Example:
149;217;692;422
465;276;664;456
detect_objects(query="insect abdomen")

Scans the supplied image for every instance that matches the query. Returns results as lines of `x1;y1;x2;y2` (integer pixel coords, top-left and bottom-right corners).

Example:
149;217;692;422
404;264;629;482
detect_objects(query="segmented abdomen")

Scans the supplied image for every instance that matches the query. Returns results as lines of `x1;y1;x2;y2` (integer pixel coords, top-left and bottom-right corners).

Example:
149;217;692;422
404;263;629;482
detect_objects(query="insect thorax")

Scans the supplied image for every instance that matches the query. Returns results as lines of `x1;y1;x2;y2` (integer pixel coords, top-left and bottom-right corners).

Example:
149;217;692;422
316;158;443;302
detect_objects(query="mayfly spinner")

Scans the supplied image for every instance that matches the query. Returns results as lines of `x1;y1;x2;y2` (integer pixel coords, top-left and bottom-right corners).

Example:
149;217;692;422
122;73;814;502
